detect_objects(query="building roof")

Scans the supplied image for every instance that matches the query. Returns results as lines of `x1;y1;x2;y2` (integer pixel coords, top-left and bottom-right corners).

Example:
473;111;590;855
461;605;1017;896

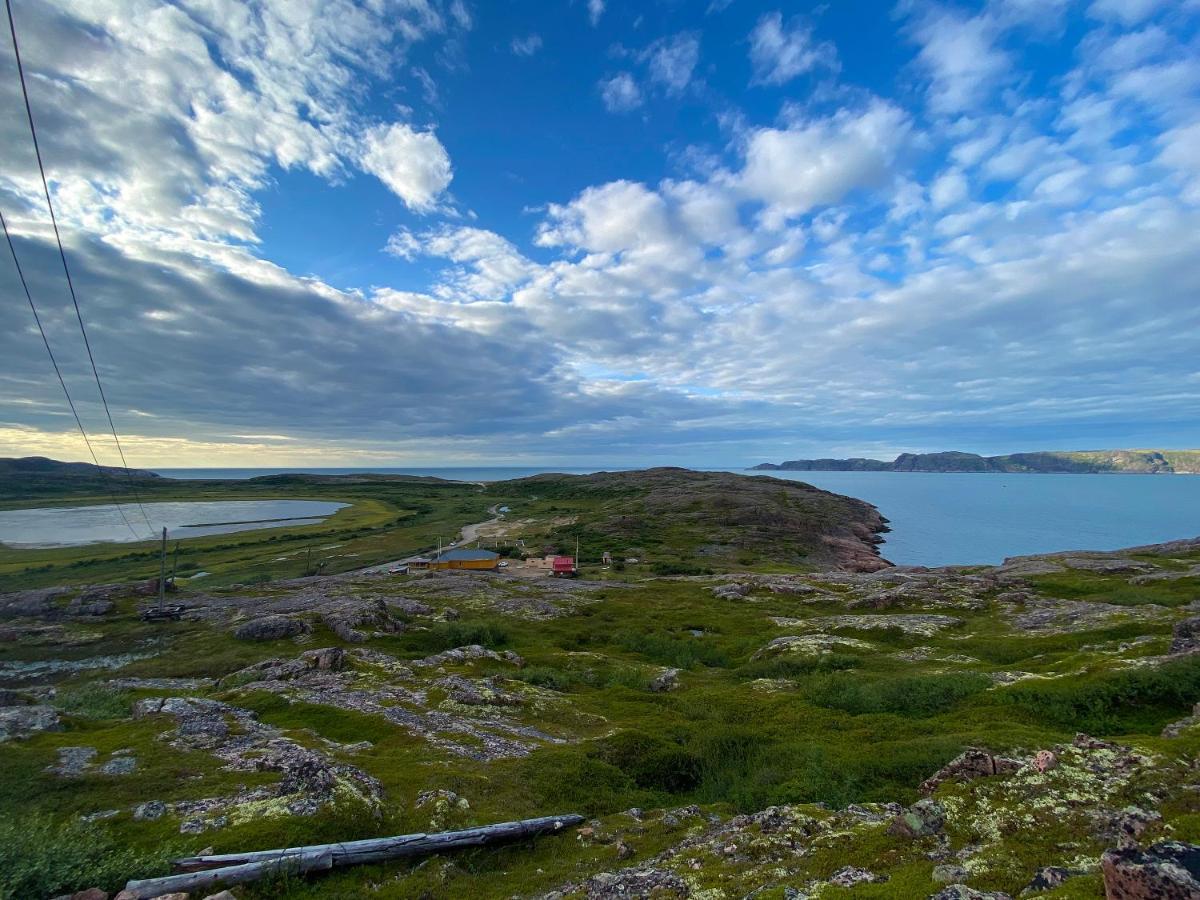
437;548;500;561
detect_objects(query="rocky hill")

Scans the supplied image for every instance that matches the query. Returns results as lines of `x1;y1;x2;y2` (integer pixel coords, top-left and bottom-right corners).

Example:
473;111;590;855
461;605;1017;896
489;467;892;572
753;448;1200;474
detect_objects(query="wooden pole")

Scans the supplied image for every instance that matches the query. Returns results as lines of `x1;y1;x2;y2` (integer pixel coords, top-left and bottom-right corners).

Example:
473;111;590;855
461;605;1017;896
157;526;166;612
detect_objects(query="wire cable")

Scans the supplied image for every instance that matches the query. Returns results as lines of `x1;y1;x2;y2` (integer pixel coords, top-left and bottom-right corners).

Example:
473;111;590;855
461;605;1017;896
2;208;145;540
6;0;155;533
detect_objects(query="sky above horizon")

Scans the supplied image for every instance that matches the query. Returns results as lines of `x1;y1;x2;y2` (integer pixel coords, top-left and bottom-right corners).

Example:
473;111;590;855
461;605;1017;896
1;0;1199;467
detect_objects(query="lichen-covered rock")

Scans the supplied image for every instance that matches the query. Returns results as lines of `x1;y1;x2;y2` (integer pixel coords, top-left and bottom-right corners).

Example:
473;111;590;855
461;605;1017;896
0;703;60;741
920;748;1025;794
649;668;680;692
232;615;309;641
1022;866;1073;893
711;583;751;600
581;868;689;898
47;746;98;777
890;798;946;838
829;865;887;886
1171;617;1200;655
929;887;1013;900
933;864;969;883
1101;841;1200;899
133;800;166;820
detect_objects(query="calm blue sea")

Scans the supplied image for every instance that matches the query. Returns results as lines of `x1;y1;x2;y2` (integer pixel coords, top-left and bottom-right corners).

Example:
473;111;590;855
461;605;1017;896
150;467;1200;567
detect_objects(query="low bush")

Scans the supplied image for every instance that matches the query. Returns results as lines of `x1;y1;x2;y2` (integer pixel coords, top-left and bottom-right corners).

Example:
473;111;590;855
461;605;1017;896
615;631;729;669
996;655;1200;733
737;653;861;681
0;814;174;899
804;672;991;717
53;683;132;720
404;621;510;653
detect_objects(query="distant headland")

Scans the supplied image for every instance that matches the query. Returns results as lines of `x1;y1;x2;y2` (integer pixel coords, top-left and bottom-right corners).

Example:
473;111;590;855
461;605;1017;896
751;449;1200;474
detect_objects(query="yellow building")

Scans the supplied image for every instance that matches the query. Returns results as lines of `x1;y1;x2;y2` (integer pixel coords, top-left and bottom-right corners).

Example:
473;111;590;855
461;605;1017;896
429;548;500;571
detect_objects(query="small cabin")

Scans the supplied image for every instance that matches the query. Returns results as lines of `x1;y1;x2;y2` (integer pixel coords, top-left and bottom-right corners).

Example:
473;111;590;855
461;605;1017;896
429;548;500;571
552;555;577;577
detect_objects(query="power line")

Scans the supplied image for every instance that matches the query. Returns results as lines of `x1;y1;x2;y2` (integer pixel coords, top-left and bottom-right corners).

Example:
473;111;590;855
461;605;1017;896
2;208;144;540
6;0;155;533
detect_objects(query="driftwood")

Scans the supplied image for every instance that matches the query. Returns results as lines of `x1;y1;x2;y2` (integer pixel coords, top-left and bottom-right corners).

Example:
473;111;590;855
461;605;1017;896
121;814;583;898
118;848;333;899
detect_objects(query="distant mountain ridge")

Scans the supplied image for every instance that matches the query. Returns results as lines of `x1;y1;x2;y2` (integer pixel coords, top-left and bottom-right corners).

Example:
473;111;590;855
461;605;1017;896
752;449;1200;474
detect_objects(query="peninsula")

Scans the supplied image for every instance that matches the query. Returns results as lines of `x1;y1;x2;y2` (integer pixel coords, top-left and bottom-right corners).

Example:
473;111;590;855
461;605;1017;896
752;448;1200;474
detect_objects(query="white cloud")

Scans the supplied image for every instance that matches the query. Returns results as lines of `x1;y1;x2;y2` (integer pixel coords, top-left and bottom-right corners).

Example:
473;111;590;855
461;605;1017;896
642;33;701;95
738;102;911;220
930;169;969;208
588;0;605;26
1088;0;1166;25
599;72;643;112
359;124;453;212
908;8;1009;115
511;33;543;56
748;12;837;86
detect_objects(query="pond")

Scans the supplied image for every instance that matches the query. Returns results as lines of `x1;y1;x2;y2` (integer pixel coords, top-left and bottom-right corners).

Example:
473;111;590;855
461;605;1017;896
0;499;349;548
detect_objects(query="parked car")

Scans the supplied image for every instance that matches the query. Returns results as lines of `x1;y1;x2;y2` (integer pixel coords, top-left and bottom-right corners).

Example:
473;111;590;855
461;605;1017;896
387;565;409;575
498;561;509;568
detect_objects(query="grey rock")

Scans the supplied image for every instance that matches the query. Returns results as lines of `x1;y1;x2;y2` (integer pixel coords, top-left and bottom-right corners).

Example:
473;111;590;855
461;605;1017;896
933;865;969;883
100;754;137;775
133;800;167;821
829;866;888;886
1172;617;1200;655
929;887;1013;900
48;746;98;777
0;703;60;741
890;799;946;838
1101;841;1200;899
650;668;681;693
233;614;309;641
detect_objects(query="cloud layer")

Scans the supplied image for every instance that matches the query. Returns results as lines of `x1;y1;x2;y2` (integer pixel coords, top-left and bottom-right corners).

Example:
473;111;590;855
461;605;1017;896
2;1;1199;465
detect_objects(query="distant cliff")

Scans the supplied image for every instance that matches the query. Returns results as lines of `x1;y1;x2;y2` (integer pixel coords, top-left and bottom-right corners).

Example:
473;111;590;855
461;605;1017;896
752;449;1200;474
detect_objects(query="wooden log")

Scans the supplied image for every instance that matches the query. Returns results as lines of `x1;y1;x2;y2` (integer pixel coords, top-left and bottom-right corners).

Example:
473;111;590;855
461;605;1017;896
174;814;584;872
118;848;332;900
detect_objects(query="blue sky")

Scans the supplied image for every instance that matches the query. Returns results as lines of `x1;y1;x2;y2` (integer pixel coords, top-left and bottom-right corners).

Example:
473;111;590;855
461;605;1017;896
1;0;1199;466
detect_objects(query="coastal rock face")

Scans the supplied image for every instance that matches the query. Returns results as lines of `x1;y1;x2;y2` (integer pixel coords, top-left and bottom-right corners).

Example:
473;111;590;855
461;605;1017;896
753;448;1200;474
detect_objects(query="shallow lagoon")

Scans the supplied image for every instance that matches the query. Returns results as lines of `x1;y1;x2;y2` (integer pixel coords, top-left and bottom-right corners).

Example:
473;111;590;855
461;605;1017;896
0;499;348;548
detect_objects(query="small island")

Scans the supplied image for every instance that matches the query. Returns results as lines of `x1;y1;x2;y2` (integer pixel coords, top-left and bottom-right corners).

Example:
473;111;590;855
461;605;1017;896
752;449;1200;474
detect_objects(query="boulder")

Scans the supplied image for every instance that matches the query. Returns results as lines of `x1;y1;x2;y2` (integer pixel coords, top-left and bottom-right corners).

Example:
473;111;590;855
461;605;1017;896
929;887;1013;900
1023;866;1072;893
232;615;309;641
302;646;346;671
1101;841;1200;899
0;704;61;742
920;748;1024;794
889;799;946;838
650;668;681;693
134;800;167;821
1172;618;1200;655
51;889;108;900
712;583;751;600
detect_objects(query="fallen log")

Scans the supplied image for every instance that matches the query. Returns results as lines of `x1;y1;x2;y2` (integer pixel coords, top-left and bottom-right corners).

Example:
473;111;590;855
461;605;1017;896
122;814;584;897
117;848;333;900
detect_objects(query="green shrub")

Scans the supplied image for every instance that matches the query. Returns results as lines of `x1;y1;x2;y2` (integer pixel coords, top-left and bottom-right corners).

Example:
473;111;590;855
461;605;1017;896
804;672;990;717
404;621;509;653
615;631;729;669
594;731;702;793
996;655;1200;733
737;653;861;680
53;683;132;720
0;814;174;899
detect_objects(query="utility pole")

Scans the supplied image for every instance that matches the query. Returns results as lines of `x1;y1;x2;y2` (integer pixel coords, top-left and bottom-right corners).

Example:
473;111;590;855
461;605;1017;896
158;526;167;612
